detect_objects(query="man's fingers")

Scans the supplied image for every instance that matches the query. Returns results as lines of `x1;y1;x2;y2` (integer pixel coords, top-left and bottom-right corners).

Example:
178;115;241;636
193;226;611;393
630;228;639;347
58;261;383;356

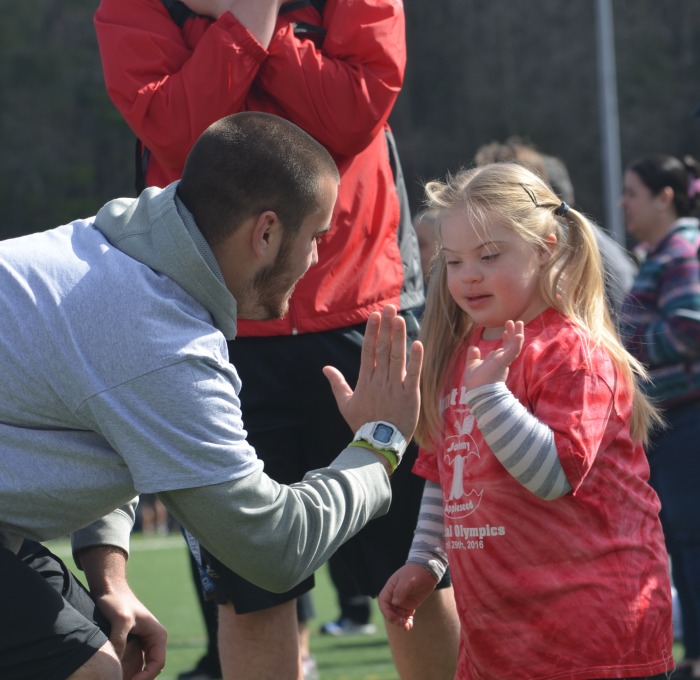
358;311;381;382
108;623;129;661
323;366;352;406
373;305;397;377
128;614;167;680
388;315;408;380
404;340;423;393
133;638;167;680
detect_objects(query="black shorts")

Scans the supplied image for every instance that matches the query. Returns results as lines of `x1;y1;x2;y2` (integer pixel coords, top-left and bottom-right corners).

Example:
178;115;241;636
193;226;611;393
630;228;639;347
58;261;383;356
201;311;450;614
0;541;109;680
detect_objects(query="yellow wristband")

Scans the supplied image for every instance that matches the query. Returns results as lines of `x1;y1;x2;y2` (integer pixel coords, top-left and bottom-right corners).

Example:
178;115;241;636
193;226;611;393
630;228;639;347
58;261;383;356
350;440;399;475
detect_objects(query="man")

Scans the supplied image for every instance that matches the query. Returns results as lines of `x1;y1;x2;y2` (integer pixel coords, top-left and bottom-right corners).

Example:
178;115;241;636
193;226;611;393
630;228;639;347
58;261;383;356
94;2;459;679
0;112;422;680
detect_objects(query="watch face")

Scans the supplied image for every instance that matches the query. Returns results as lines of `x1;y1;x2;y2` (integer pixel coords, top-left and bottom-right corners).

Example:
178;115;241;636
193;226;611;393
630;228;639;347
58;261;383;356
373;423;395;444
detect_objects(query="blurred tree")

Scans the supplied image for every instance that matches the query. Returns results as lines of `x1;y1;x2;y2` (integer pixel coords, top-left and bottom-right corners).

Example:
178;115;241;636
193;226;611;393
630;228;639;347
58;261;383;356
0;0;133;239
391;0;700;239
1;0;698;242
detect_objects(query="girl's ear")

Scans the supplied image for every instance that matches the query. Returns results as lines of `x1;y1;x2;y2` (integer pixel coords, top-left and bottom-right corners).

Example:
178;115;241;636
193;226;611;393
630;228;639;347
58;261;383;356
538;233;558;264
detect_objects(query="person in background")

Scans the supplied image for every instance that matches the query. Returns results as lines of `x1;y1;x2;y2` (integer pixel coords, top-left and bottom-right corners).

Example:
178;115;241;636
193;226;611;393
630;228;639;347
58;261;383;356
413;209;439;287
410;209;439;321
138;494;171;535
379;162;673;680
318;561;376;637
474;137;638;320
619;152;700;680
94;1;460;679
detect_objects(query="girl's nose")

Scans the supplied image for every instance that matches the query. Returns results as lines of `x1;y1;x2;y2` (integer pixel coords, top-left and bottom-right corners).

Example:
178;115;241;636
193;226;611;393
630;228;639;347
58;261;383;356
460;263;482;283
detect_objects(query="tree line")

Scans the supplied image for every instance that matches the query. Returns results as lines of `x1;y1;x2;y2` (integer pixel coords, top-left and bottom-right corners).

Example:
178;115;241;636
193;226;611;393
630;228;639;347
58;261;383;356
2;0;699;242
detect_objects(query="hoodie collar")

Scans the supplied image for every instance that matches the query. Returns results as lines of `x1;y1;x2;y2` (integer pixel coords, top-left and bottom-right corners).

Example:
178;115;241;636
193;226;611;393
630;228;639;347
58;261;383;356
94;183;238;340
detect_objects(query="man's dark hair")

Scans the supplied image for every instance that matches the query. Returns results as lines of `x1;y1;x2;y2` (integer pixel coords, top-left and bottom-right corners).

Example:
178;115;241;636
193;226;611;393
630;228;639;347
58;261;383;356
178;112;339;249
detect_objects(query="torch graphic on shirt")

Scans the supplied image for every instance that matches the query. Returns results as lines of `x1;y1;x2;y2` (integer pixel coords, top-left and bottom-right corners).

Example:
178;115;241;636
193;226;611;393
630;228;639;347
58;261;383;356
443;412;483;518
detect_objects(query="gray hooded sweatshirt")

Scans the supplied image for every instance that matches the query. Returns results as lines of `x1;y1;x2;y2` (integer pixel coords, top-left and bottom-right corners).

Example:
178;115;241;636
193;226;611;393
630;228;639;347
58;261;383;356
0;184;391;592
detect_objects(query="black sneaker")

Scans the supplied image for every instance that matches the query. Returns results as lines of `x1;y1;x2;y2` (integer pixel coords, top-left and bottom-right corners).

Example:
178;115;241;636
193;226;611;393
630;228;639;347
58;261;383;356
177;658;222;680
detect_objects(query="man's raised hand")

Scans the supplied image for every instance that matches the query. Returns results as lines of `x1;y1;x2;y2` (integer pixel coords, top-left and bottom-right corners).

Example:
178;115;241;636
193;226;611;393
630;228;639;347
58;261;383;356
323;305;423;441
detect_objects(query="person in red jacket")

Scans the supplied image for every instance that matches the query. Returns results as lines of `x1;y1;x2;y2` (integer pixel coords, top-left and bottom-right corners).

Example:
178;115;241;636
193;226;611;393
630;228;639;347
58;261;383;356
94;1;460;679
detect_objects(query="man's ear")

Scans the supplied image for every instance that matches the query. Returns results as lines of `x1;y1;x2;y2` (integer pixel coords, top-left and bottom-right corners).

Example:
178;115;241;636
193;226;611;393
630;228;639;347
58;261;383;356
250;210;283;261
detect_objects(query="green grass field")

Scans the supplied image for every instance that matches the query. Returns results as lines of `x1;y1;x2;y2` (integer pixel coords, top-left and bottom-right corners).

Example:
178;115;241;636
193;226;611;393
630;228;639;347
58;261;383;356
47;534;685;679
47;534;399;680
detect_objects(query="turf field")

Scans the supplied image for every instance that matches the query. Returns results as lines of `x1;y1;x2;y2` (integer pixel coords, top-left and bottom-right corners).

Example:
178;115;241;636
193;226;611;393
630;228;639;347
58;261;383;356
46;534;686;679
47;533;399;680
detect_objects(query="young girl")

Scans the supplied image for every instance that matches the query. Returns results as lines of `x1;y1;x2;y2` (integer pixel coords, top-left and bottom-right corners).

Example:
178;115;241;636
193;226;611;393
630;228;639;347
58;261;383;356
379;163;674;680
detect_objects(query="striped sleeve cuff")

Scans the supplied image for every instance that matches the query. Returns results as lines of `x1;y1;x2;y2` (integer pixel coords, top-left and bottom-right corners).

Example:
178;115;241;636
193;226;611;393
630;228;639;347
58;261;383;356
407;481;448;581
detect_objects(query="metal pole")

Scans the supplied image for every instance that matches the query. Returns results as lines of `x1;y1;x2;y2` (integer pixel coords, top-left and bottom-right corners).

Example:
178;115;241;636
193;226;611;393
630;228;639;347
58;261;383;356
595;0;625;244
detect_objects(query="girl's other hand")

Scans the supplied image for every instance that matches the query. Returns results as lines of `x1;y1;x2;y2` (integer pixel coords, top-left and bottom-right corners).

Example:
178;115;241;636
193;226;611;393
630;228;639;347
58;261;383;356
378;563;438;631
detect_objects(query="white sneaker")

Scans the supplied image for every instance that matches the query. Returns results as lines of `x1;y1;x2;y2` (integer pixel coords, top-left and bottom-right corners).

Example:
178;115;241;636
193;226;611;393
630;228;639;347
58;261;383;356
319;618;377;636
302;656;320;680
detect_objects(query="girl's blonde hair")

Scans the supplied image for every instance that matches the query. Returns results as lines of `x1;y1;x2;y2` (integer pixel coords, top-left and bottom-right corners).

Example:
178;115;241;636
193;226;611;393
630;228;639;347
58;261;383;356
416;163;661;447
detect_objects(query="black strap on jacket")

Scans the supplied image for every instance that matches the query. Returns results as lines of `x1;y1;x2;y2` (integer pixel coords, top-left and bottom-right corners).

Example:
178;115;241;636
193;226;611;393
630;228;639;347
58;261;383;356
160;0;327;28
280;0;326;15
160;0;198;27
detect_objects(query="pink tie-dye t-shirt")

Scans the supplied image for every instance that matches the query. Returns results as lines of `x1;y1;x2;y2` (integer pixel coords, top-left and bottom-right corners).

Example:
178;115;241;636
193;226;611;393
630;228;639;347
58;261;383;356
414;308;673;680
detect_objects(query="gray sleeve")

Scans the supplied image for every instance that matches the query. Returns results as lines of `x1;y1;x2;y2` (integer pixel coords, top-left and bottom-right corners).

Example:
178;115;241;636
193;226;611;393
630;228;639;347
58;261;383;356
464;382;572;501
71;499;137;568
406;480;448;581
157;446;392;593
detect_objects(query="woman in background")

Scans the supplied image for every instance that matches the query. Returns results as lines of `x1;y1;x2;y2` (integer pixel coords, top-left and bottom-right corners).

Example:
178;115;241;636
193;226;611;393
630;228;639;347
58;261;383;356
620;153;700;679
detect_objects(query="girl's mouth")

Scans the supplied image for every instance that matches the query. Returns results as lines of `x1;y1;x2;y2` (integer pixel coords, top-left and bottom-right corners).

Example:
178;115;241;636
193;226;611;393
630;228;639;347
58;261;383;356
466;294;491;307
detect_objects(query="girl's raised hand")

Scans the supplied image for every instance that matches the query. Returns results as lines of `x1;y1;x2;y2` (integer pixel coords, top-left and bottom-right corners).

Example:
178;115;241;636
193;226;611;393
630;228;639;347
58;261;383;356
463;320;524;391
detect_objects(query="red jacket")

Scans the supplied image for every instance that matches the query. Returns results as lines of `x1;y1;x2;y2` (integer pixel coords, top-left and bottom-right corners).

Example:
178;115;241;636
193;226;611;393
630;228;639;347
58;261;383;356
95;0;409;336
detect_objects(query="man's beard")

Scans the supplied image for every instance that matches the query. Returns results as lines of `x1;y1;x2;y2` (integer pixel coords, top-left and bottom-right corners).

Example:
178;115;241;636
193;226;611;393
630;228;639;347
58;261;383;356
240;238;300;321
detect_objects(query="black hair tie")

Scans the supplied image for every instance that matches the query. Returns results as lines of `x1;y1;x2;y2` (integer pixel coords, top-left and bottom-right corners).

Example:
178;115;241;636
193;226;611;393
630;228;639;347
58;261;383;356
554;202;569;217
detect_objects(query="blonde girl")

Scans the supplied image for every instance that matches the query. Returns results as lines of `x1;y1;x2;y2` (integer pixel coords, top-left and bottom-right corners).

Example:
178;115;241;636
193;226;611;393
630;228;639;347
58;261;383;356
379;163;673;680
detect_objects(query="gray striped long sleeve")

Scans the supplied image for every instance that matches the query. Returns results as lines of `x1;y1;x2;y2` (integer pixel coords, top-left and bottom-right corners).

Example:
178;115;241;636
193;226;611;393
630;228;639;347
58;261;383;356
407;480;448;581
464;382;572;501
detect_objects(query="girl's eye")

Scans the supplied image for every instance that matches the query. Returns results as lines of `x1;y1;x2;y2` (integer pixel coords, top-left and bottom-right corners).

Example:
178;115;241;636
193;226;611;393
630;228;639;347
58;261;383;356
481;252;499;262
445;259;461;266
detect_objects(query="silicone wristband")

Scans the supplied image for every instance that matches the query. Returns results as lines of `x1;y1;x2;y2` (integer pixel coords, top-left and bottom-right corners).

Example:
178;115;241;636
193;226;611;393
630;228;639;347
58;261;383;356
350;440;399;475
